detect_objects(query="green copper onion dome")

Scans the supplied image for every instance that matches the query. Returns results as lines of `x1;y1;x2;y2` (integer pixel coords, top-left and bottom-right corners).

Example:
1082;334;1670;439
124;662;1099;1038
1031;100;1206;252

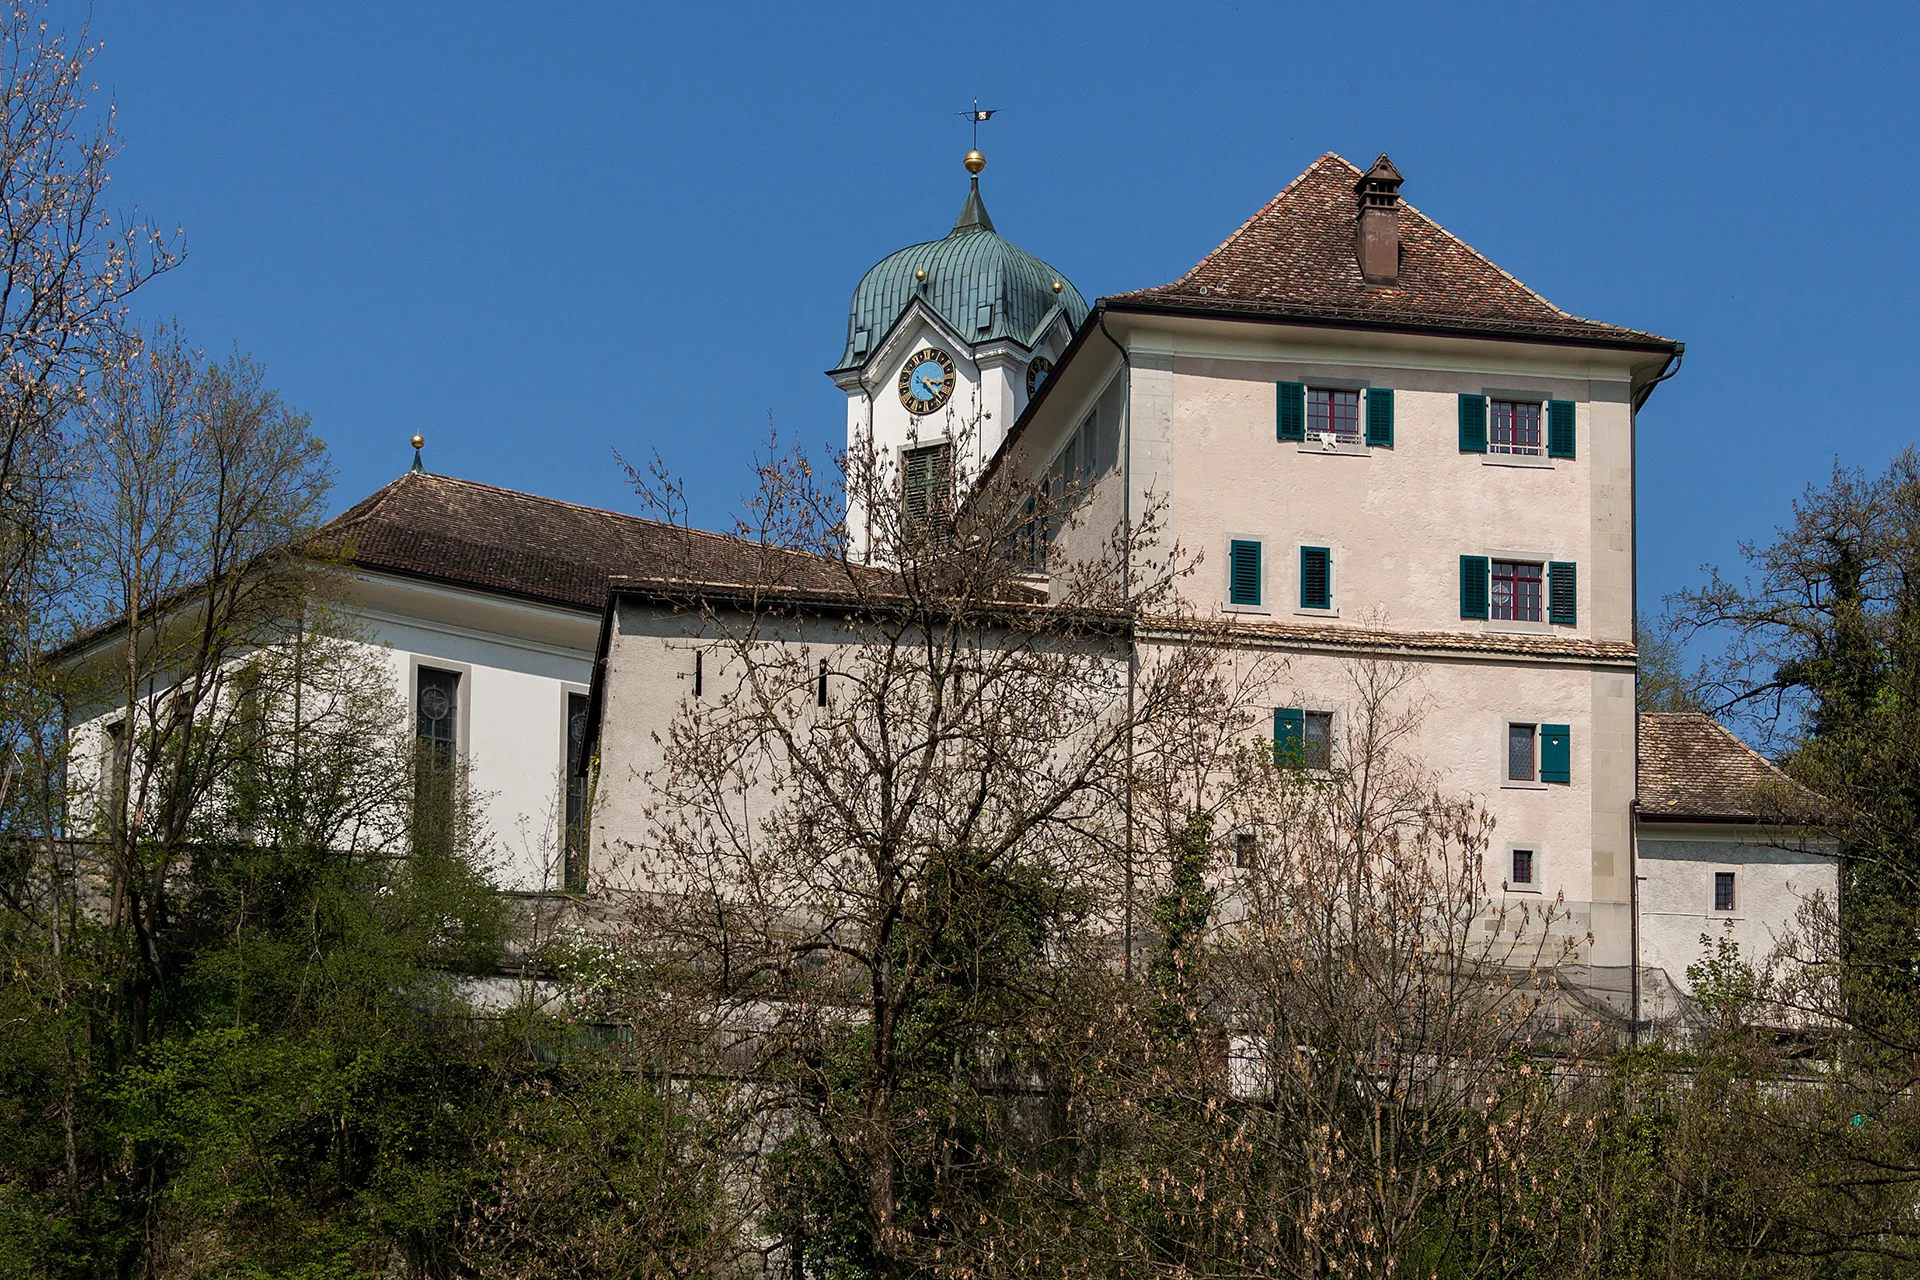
832;175;1089;374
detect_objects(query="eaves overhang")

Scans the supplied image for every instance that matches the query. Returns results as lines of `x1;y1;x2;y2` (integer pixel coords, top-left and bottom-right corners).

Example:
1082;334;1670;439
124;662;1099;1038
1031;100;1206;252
1101;294;1681;357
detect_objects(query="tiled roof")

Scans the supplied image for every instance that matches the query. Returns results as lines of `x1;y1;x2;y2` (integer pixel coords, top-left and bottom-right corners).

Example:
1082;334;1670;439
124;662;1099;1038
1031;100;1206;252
1638;712;1820;822
319;472;855;611
1161;615;1637;665
1108;153;1675;350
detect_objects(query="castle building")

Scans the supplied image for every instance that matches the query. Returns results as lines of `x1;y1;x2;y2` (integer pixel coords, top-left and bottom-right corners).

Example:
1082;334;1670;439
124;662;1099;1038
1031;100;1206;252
585;147;1835;1021
60;145;1834;1023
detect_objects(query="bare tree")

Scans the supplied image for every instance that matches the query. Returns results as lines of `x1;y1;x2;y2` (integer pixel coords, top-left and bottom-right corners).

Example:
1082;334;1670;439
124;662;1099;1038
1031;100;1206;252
600;414;1260;1279
976;658;1592;1280
64;324;331;1048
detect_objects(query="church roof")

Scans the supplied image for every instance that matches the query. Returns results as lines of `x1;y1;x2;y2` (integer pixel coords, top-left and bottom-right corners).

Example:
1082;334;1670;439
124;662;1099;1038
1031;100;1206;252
831;180;1089;373
1637;712;1821;823
1109;153;1675;351
321;471;854;611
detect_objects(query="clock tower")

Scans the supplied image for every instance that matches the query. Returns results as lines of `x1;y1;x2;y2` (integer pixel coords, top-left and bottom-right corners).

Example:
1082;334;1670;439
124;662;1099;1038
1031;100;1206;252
827;149;1087;559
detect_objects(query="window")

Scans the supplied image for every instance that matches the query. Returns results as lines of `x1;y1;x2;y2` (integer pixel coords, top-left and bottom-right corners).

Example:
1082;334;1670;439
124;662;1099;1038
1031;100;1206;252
1276;707;1332;769
1232;830;1258;869
1303;711;1333;769
414;666;460;854
101;718;128;834
564;692;590;892
1491;560;1543;622
1299;545;1331;611
817;660;829;707
1507;723;1536;782
1307;387;1361;445
1228;539;1262;607
1490;400;1542;456
902;441;953;525
1713;871;1736;913
1510;847;1536;888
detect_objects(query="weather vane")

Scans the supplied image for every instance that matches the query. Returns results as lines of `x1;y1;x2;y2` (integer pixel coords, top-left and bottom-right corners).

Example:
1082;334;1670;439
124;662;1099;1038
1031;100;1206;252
956;98;996;151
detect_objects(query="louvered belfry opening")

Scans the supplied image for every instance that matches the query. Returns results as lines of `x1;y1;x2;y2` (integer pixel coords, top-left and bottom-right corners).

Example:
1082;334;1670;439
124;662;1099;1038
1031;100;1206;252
1354;153;1404;285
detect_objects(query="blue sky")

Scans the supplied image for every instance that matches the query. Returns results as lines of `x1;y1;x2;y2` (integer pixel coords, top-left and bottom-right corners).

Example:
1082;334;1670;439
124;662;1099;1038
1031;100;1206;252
87;1;1917;612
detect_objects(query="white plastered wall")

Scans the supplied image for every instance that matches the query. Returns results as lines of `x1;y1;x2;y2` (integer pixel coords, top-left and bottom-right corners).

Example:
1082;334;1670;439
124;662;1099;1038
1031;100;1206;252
64;571;598;893
1635;823;1839;994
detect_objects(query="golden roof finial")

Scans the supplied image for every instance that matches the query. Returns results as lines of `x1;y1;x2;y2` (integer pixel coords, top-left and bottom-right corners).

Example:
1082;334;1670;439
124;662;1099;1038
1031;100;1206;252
410;433;425;474
964;149;985;175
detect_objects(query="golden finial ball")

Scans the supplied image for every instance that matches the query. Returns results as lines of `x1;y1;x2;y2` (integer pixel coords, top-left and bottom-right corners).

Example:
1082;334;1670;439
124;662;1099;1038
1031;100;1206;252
411;433;424;449
914;268;927;282
1051;280;1063;293
964;149;986;175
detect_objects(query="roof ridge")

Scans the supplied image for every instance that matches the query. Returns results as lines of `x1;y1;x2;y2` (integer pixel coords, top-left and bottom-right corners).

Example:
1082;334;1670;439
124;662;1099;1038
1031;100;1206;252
1159;151;1353;293
394;471;814;557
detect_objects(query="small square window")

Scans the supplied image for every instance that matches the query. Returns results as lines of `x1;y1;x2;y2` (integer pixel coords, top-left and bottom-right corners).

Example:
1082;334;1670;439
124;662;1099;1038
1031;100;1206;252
1307;387;1361;444
1491;561;1543;622
1303;711;1333;770
1510;848;1535;887
1713;871;1736;913
1231;831;1258;869
1491;400;1543;456
1507;723;1536;782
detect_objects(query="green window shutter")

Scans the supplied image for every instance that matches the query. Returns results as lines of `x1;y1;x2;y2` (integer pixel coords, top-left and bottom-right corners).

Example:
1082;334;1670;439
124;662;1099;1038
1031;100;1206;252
1547;400;1576;459
1540;724;1571;783
1228;539;1262;606
1365;387;1394;447
1548;561;1577;625
1458;393;1487;453
1460;555;1489;619
1274;707;1305;767
1300;545;1331;610
1276;381;1306;442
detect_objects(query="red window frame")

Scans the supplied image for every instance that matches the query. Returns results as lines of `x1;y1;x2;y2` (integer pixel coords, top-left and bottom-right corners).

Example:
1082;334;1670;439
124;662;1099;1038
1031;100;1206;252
1491;561;1543;622
1308;387;1361;442
1491;400;1542;455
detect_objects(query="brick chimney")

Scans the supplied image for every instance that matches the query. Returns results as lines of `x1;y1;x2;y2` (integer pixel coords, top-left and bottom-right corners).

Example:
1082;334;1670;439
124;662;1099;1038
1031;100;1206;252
1354;154;1404;286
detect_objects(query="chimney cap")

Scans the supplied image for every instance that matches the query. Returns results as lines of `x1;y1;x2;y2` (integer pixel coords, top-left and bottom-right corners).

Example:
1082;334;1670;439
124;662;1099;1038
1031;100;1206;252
1360;153;1403;185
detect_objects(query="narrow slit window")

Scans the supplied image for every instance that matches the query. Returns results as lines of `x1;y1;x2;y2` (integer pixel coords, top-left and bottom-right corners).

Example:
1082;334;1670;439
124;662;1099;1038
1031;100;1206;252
414;666;461;854
694;649;703;698
564;692;590;892
817;660;828;707
1713;871;1736;912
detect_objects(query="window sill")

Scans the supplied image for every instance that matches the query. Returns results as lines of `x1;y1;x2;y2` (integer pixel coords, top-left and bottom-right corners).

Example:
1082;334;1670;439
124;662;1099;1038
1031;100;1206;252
1501;779;1550;791
1297;439;1371;457
1482;453;1554;469
1503;884;1543;895
1483;619;1555;636
1222;603;1271;616
1294;608;1338;620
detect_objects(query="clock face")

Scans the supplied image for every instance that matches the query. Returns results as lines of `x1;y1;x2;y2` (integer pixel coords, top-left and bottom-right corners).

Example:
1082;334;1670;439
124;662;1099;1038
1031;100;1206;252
898;347;957;416
1026;356;1053;397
